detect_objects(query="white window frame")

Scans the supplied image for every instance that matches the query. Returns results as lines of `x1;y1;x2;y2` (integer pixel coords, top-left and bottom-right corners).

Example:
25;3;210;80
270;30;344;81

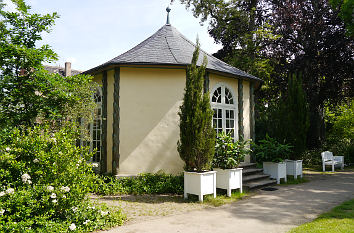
87;87;103;168
210;83;238;141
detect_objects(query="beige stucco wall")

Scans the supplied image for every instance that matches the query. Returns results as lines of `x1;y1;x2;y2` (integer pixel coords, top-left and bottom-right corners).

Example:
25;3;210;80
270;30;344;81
93;67;255;173
118;67;186;175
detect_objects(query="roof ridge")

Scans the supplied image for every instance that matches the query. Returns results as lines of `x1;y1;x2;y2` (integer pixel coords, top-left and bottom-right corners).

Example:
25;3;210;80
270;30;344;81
164;35;179;63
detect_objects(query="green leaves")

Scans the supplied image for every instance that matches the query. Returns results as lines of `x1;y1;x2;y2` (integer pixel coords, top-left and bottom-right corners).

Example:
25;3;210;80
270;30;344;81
254;135;292;163
213;131;251;169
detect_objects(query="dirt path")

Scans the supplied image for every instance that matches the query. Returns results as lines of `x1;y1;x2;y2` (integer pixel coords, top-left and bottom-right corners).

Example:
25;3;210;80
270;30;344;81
99;170;354;233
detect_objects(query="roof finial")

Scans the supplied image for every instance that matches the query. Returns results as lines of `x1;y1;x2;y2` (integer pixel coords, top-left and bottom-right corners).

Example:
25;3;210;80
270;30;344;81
166;6;171;25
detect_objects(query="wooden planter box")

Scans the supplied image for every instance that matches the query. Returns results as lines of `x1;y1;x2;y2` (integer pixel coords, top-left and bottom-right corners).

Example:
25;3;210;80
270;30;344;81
263;162;287;184
214;168;243;197
285;160;303;179
184;171;216;202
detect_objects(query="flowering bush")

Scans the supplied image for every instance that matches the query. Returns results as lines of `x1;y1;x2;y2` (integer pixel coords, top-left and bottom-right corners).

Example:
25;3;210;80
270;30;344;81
0;124;125;232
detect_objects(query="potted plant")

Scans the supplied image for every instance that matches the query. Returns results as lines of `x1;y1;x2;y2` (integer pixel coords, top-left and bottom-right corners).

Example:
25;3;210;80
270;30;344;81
254;135;292;184
213;132;251;196
178;42;216;202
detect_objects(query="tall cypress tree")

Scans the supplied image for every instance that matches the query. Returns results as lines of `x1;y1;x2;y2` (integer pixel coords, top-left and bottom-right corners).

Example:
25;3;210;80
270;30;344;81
280;73;309;159
178;41;215;172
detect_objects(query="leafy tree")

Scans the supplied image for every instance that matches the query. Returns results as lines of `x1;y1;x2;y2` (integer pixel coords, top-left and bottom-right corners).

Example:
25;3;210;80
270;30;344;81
330;0;354;37
178;41;215;172
269;0;354;148
0;0;97;128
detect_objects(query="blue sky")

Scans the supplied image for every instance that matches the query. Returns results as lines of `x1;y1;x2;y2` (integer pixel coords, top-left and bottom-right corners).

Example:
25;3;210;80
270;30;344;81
6;0;222;71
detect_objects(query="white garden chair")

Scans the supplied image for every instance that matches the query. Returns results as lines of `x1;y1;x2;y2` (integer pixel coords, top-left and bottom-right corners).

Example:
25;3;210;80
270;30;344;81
321;151;344;172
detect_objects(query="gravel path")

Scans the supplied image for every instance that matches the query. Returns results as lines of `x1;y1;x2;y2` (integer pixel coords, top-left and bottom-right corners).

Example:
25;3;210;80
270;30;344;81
99;170;354;233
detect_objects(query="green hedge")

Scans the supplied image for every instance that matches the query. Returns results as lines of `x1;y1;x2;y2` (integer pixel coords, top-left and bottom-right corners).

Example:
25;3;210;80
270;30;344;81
92;173;184;195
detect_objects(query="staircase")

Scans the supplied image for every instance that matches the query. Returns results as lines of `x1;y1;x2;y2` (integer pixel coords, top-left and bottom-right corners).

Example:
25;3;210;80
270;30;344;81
239;162;277;190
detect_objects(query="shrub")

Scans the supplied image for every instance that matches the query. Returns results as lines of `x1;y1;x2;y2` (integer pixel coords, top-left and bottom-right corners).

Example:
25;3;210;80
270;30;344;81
92;173;184;195
254;135;293;163
0;124;125;232
213;132;252;169
177;41;215;172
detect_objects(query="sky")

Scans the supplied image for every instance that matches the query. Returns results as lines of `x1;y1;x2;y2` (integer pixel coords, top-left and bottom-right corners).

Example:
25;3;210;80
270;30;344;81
5;0;223;71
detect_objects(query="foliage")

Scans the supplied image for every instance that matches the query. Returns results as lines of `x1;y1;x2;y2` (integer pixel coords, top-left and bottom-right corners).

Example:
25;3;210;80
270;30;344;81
278;74;309;159
0;124;126;232
178;41;215;172
177;0;354;150
330;0;354;37
213;132;251;169
269;0;353;148
289;199;354;233
92;173;184;195
0;0;97;128
254;135;292;163
323;99;354;164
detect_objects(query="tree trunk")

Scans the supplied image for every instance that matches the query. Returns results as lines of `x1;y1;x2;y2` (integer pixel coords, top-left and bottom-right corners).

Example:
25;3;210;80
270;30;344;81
307;95;325;149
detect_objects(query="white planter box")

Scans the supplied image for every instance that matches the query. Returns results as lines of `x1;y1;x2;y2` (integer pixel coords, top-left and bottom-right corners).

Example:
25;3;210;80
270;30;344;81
184;171;216;202
214;168;243;197
285;160;303;179
263;162;287;184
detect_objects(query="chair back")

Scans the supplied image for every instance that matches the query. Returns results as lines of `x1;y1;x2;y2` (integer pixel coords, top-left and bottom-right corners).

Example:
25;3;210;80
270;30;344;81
321;151;333;161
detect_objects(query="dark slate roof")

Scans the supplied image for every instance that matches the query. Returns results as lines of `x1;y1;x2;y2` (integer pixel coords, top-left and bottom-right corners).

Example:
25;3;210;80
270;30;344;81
85;24;262;82
44;65;81;76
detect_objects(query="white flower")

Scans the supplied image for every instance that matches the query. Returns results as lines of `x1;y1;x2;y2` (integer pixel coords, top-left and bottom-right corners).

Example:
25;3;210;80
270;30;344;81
62;195;67;199
100;210;109;216
52;138;57;143
50;193;57;199
47;186;54;191
0;191;5;197
60;186;70;192
69;223;76;231
72;207;78;213
88;206;95;209
52;199;57;203
83;219;90;225
6;188;14;194
0;209;5;215
21;173;31;184
92;163;99;168
33;158;39;163
5;147;11;152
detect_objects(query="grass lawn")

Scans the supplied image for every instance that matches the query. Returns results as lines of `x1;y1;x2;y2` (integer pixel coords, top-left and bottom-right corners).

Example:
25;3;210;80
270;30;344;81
289;199;354;233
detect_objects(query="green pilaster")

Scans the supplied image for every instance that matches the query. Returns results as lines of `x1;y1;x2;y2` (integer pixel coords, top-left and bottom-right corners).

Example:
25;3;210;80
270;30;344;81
203;72;209;93
250;82;255;142
238;79;244;139
112;68;120;175
100;71;108;173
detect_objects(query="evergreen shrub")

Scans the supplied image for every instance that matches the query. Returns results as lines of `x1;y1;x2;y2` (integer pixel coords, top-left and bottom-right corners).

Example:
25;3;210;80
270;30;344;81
177;41;215;172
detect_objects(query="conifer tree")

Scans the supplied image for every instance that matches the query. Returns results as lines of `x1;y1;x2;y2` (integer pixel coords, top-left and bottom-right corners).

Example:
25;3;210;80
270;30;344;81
178;42;215;172
280;73;309;159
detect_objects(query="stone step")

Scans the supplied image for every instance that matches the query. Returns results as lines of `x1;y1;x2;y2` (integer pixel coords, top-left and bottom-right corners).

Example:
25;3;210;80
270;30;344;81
238;162;257;169
243;179;277;189
242;168;263;176
243;174;270;183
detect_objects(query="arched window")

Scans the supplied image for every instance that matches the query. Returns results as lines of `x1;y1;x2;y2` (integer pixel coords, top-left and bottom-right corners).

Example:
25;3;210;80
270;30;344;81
211;83;237;139
90;88;102;164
